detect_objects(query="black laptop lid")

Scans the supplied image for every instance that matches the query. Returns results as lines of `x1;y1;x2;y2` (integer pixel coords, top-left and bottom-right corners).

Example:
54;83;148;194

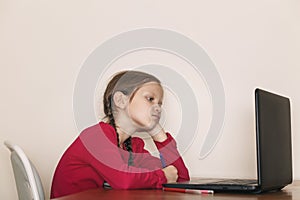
255;89;293;191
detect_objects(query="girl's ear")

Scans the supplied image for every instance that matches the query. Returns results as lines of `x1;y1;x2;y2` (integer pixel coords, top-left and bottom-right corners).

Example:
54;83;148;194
113;91;128;109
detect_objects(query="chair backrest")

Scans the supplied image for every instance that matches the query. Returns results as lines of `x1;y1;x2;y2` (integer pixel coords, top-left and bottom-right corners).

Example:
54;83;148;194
4;141;45;200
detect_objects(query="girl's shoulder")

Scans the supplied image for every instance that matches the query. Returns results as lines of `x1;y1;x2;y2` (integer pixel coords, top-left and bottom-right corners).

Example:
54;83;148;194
99;121;115;132
79;122;118;145
80;121;115;134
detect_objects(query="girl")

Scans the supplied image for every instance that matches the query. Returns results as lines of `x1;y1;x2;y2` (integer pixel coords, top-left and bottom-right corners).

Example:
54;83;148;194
50;70;189;198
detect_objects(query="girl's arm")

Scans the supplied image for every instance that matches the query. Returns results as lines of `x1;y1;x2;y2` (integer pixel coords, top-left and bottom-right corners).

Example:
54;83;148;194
153;132;190;182
88;151;167;189
79;125;168;189
130;137;163;169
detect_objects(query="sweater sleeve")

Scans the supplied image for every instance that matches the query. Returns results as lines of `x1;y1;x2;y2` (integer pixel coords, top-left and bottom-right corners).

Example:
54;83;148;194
79;124;168;189
154;133;190;182
130;137;163;169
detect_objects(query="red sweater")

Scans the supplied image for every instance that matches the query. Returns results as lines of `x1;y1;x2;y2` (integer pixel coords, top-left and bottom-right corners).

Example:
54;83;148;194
50;122;189;198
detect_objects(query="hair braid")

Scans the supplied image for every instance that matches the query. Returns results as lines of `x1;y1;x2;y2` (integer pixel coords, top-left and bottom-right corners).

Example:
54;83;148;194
105;95;121;147
124;138;134;166
103;93;134;165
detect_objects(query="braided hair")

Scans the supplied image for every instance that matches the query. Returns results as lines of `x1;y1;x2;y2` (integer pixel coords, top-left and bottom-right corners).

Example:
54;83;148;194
103;70;161;166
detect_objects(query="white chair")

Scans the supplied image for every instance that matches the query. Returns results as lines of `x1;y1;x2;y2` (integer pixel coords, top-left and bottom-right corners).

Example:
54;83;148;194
4;141;45;200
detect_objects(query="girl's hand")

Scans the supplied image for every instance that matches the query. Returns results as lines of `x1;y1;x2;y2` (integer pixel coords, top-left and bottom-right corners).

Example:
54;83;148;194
162;165;178;183
148;123;168;142
148;123;163;136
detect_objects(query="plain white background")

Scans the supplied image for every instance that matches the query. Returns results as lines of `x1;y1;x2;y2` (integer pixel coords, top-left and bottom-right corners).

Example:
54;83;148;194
1;1;299;199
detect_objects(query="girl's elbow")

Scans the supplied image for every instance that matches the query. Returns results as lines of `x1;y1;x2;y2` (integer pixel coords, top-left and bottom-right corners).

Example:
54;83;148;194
111;180;138;190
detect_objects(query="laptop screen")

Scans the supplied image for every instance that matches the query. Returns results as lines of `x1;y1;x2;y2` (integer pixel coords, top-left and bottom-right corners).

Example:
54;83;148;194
255;89;293;190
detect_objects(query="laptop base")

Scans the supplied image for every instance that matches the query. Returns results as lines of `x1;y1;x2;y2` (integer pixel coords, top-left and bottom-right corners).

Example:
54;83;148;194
163;178;259;193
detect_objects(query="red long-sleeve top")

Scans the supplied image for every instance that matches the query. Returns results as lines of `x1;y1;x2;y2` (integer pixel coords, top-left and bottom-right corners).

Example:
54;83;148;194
50;122;189;198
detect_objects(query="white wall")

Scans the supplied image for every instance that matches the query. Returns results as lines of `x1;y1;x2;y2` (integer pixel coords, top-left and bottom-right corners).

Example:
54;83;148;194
1;0;299;199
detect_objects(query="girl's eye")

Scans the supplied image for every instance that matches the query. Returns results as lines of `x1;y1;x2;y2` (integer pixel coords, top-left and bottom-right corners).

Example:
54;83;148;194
146;97;154;102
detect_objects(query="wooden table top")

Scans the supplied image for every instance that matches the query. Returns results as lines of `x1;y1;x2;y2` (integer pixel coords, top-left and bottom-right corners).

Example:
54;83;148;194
51;180;299;200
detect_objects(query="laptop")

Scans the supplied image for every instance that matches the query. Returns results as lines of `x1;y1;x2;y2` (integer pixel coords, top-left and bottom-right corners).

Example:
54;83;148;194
163;88;293;193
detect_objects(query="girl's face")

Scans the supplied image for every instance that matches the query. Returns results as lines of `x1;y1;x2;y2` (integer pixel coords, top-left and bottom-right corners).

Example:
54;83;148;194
127;82;163;130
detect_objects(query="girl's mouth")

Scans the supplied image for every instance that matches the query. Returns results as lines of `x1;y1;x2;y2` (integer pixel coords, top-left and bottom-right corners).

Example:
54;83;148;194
152;114;161;121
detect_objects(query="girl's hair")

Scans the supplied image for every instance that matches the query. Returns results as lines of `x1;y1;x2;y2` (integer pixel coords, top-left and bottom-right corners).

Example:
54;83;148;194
103;70;161;166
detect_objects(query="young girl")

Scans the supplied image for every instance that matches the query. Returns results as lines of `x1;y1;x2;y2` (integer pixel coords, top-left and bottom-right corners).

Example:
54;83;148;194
50;70;190;198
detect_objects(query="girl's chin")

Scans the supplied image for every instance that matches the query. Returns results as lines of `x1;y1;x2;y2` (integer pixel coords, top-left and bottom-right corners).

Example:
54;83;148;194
131;118;158;131
135;123;155;131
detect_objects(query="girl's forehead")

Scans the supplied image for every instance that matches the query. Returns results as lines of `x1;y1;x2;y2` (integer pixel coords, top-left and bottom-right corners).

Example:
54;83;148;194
132;82;164;97
129;82;163;102
138;82;163;91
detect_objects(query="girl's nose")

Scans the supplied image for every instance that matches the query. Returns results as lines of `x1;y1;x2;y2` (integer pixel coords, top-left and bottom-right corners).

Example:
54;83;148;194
153;104;162;113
